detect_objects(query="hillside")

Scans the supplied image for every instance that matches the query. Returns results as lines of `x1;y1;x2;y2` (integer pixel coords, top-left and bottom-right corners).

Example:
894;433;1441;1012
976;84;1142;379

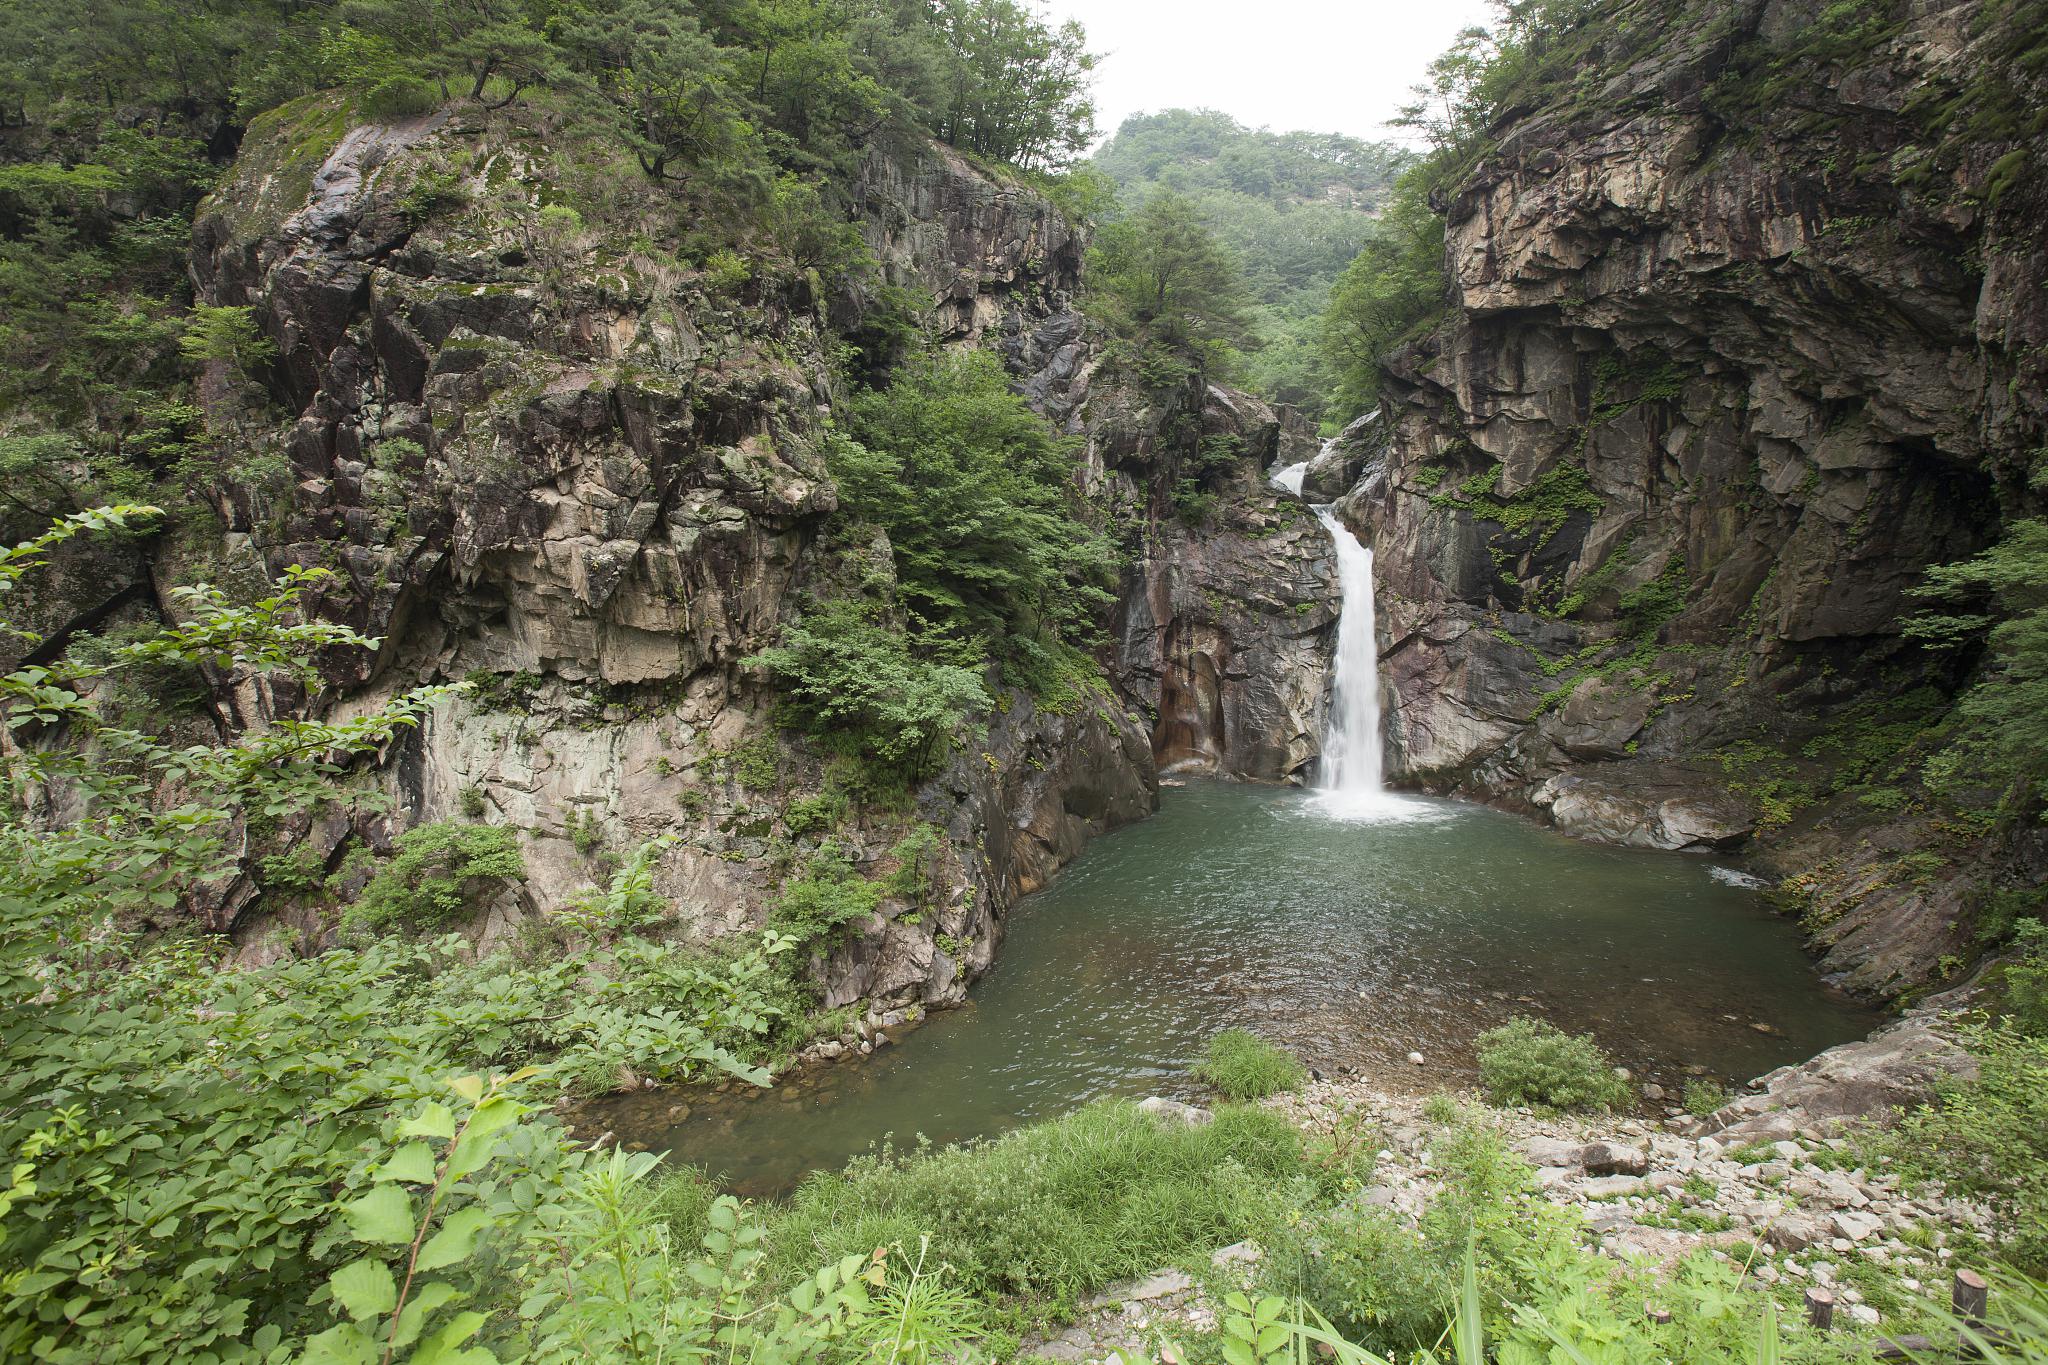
1088;109;1408;419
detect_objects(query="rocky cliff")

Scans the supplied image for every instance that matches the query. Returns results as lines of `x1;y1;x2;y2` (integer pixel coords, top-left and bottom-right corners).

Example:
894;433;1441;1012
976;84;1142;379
1335;0;2047;995
174;99;1165;1012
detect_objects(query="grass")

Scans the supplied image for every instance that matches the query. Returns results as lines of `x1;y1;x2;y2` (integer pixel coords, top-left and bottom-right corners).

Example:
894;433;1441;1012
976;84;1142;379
756;1100;1313;1321
1195;1028;1308;1101
1474;1016;1632;1113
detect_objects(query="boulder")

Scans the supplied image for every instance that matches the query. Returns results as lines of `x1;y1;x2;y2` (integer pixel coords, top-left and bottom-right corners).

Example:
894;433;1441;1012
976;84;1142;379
1137;1097;1214;1127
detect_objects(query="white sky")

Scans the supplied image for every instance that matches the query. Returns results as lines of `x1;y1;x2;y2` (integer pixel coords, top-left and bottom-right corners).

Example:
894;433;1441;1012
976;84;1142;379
1050;0;1499;148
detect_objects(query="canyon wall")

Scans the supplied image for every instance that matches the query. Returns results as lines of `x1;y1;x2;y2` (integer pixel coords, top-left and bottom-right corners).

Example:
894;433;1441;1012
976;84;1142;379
178;102;1167;1008
1337;0;2047;994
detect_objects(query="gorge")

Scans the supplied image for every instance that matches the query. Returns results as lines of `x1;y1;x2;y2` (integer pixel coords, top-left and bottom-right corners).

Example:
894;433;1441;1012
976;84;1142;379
2;0;2046;1358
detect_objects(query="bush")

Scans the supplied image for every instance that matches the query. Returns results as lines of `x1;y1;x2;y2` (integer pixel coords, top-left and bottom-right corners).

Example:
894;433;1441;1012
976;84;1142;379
1683;1077;1733;1117
1195;1028;1307;1101
765;1101;1307;1318
344;821;526;933
360;74;440;120
749;597;988;782
1474;1016;1631;1112
770;843;884;949
1888;1021;2048;1273
1278;1206;1449;1351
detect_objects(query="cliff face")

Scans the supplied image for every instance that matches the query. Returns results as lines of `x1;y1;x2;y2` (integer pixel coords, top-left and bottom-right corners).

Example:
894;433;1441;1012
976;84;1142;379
1343;0;2047;994
182;100;1157;1008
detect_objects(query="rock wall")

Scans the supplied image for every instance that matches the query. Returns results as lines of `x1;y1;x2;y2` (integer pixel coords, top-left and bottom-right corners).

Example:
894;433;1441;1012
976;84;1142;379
1337;0;2047;994
183;103;1157;1008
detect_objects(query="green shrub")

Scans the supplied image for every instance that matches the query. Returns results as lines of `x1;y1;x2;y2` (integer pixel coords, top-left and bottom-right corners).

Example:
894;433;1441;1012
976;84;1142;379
1277;1206;1449;1351
360;74;440;120
1195;1028;1307;1101
766;1101;1307;1318
1683;1077;1733;1117
750;597;988;783
770;844;883;949
1473;1016;1630;1112
1888;1021;2048;1272
2004;920;2048;1035
344;822;526;933
782;791;848;837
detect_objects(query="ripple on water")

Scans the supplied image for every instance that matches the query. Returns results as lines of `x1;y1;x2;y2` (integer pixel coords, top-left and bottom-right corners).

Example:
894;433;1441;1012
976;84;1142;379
589;779;1877;1199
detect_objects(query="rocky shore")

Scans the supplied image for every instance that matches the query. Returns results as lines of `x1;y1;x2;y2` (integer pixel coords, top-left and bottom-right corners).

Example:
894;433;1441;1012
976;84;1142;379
1026;1012;1989;1363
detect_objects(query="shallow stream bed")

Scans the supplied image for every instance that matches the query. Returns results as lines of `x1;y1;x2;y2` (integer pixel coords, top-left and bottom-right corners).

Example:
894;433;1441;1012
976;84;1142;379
593;780;1877;1197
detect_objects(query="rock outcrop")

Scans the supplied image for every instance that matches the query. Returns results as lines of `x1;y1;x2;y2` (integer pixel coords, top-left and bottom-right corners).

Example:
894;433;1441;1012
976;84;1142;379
1336;0;2047;993
185;103;1157;1007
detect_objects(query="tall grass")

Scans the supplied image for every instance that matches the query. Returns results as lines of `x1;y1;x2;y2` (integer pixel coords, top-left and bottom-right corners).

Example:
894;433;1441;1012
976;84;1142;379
761;1100;1313;1317
1197;1028;1309;1101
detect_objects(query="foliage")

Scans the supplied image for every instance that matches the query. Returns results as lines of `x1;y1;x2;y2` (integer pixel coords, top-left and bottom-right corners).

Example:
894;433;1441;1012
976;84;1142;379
0;511;797;1361
1196;1028;1308;1101
1474;1015;1632;1112
555;836;676;942
1320;174;1448;416
771;842;885;950
759;350;1114;780
837;350;1116;660
1089;109;1407;417
303;1089;986;1365
749;595;989;782
1905;519;2048;823
1890;931;2048;1274
923;0;1098;169
1087;190;1255;379
345;822;527;934
767;1100;1308;1318
1684;1077;1734;1118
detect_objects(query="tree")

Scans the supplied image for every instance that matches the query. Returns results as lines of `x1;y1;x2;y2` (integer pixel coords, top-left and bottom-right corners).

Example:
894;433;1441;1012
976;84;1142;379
1319;175;1448;415
1905;517;2048;824
1086;191;1253;374
837;350;1115;657
748;595;988;779
926;0;1097;169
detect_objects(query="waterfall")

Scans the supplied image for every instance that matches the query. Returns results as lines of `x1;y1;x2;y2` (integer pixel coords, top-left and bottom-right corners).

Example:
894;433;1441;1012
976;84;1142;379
1312;507;1384;800
1269;461;1309;495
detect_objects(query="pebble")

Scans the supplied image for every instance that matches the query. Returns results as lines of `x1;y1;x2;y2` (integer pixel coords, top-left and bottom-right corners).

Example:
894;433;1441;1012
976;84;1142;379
1407;1051;1425;1066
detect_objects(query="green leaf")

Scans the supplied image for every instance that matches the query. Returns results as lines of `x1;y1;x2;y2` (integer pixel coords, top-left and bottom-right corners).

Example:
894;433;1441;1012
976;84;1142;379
415;1206;491;1272
399;1103;457;1141
448;1075;486;1104
329;1258;397;1321
409;1309;492;1365
301;1322;379;1365
342;1185;416;1245
376;1142;436;1184
444;1130;506;1180
391;1281;463;1350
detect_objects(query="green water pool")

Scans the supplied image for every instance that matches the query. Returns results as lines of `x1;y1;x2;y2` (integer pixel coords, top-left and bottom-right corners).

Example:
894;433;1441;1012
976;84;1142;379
593;780;1877;1197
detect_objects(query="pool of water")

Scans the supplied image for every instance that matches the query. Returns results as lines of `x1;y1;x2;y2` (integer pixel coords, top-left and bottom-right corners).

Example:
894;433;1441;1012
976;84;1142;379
592;780;1878;1197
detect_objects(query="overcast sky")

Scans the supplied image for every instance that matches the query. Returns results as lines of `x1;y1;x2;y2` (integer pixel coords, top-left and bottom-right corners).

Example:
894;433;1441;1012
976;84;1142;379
1049;0;1499;148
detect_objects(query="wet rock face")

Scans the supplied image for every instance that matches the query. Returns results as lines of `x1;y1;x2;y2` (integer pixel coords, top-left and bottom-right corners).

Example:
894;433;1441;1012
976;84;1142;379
191;106;1155;1006
1085;376;1335;783
1342;0;2047;991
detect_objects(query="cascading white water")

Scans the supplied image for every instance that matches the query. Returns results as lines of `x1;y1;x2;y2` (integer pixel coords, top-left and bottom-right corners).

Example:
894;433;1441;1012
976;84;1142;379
1312;507;1384;801
1271;431;1431;821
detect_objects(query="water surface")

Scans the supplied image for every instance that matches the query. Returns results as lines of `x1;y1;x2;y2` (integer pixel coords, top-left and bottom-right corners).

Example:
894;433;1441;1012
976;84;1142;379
597;780;1876;1197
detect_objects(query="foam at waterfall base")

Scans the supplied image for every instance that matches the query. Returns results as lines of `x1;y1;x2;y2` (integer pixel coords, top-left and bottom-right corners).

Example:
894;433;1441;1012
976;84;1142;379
1304;786;1454;825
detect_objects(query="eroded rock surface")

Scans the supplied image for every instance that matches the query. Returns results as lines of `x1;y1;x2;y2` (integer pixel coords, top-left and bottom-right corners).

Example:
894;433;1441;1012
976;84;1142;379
1338;0;2047;991
189;107;1157;1008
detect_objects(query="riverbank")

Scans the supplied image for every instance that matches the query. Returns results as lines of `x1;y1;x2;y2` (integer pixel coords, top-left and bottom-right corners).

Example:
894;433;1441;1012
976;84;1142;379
1025;1072;1994;1363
